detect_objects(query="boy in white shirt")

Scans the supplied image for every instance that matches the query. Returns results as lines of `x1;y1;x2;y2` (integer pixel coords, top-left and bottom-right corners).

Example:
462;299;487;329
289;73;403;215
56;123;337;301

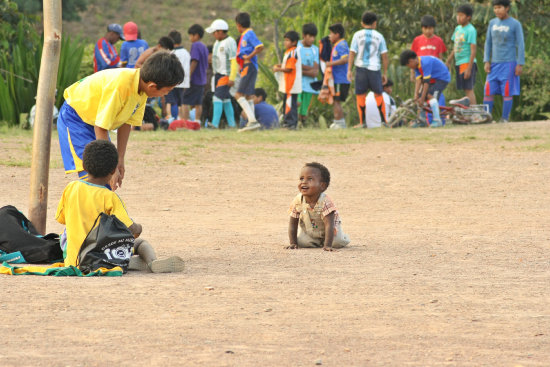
206;19;238;128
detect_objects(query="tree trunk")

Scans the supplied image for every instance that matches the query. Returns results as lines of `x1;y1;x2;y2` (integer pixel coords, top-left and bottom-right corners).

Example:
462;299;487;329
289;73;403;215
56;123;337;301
28;0;62;234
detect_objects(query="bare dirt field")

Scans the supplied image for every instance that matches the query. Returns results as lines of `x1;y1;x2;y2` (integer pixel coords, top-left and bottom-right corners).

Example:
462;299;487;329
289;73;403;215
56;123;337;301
1;122;549;366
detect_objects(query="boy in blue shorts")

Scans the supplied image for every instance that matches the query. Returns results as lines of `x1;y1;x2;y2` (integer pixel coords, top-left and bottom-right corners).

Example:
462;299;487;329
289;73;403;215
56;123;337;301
325;23;350;129
400;50;451;127
235;12;265;132
483;0;525;123
446;4;478;104
119;22;149;68
56;51;184;190
182;24;209;122
297;23;320;127
348;11;389;128
205;19;238;129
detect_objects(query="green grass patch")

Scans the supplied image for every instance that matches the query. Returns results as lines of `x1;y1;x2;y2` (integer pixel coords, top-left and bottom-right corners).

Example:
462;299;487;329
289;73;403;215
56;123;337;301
524;142;550;152
0;159;31;167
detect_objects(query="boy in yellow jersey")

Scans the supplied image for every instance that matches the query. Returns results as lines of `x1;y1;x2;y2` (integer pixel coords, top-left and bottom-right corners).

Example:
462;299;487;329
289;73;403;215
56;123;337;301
56;51;184;190
56;140;185;272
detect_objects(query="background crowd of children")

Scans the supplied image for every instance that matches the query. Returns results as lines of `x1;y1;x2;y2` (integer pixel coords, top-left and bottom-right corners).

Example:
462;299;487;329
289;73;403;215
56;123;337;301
93;0;523;130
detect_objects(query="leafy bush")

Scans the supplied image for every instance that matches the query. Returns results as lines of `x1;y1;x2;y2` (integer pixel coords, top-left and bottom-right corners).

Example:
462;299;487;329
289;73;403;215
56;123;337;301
0;14;85;126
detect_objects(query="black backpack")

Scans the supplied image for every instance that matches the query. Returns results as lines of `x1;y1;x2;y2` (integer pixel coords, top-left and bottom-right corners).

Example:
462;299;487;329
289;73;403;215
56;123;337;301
0;205;63;264
76;213;134;274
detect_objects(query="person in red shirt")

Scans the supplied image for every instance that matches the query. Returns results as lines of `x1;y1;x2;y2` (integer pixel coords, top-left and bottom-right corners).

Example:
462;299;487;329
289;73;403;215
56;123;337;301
411;15;447;59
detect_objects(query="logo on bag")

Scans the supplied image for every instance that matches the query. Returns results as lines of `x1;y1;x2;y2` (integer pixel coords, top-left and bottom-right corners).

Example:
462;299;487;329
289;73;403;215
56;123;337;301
103;244;132;260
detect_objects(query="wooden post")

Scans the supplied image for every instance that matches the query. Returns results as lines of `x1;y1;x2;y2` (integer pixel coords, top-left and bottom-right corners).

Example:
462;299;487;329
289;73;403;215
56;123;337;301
28;0;62;234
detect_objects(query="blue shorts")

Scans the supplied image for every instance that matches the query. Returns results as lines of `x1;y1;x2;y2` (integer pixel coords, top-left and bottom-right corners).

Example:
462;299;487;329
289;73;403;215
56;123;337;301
485;62;520;97
182;84;205;106
214;73;232;100
334;83;350;102
237;63;258;96
57;102;97;174
427;80;448;101
355;67;383;95
455;63;477;90
165;87;184;106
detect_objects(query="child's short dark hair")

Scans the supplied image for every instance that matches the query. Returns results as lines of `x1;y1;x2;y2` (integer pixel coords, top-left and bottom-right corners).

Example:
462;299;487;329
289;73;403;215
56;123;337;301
168;30;182;45
254;88;267;101
158;36;174;50
284;30;300;44
141;51;185;88
302;23;318;37
328;23;345;39
400;49;418;66
362;11;377;25
188;24;204;39
83;140;118;178
457;4;474;17
305;162;330;189
421;15;436;28
492;0;510;6
383;79;394;88
236;12;251;28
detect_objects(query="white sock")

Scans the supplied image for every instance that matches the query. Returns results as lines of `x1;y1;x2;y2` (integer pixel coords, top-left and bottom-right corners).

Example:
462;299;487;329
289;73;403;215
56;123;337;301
248;99;255;115
237;97;256;123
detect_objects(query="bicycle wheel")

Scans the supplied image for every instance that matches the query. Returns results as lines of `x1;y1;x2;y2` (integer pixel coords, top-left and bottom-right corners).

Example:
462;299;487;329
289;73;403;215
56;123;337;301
469;111;493;124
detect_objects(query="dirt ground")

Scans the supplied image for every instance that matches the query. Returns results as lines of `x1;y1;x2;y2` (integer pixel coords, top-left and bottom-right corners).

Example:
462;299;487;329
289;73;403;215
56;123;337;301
1;122;549;366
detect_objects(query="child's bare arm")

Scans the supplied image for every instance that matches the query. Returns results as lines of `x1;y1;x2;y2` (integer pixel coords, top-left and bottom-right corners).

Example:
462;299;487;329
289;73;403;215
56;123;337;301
327;56;348;68
322;212;335;251
302;62;319;77
445;50;455;68
286;217;299;249
129;222;142;238
189;59;198;76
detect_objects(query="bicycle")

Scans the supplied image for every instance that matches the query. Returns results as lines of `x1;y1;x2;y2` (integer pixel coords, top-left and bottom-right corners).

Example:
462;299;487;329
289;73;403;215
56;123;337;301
386;96;492;128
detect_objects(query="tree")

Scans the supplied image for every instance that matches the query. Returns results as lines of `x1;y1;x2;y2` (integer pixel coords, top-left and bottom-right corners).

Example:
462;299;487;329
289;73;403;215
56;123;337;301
13;0;88;21
233;0;305;62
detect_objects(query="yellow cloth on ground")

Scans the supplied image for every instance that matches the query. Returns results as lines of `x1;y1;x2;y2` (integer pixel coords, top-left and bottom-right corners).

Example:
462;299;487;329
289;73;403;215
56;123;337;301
64;68;147;130
56;180;134;267
0;262;123;276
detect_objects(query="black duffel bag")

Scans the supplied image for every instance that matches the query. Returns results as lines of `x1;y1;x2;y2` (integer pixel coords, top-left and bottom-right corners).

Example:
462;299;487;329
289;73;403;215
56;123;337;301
0;205;63;264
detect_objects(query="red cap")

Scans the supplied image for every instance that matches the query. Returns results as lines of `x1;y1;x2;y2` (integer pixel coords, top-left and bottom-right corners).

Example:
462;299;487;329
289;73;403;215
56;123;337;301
123;22;138;41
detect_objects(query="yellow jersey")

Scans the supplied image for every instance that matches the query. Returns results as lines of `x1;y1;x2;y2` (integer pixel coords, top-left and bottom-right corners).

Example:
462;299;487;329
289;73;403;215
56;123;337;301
55;180;134;266
63;68;147;130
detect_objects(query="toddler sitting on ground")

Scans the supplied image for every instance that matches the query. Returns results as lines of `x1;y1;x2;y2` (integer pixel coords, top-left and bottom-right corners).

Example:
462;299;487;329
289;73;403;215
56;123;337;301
287;162;350;251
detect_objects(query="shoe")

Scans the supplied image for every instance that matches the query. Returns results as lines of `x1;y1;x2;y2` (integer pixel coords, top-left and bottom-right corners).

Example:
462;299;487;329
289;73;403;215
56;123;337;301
284;125;297;130
499;118;510;123
449;96;470;106
159;119;170;130
430;119;443;128
128;256;152;272
206;122;218;129
150;256;185;273
353;124;364;129
238;121;261;132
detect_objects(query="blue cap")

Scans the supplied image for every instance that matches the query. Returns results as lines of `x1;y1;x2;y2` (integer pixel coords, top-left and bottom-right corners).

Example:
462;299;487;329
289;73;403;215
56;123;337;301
107;23;124;40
